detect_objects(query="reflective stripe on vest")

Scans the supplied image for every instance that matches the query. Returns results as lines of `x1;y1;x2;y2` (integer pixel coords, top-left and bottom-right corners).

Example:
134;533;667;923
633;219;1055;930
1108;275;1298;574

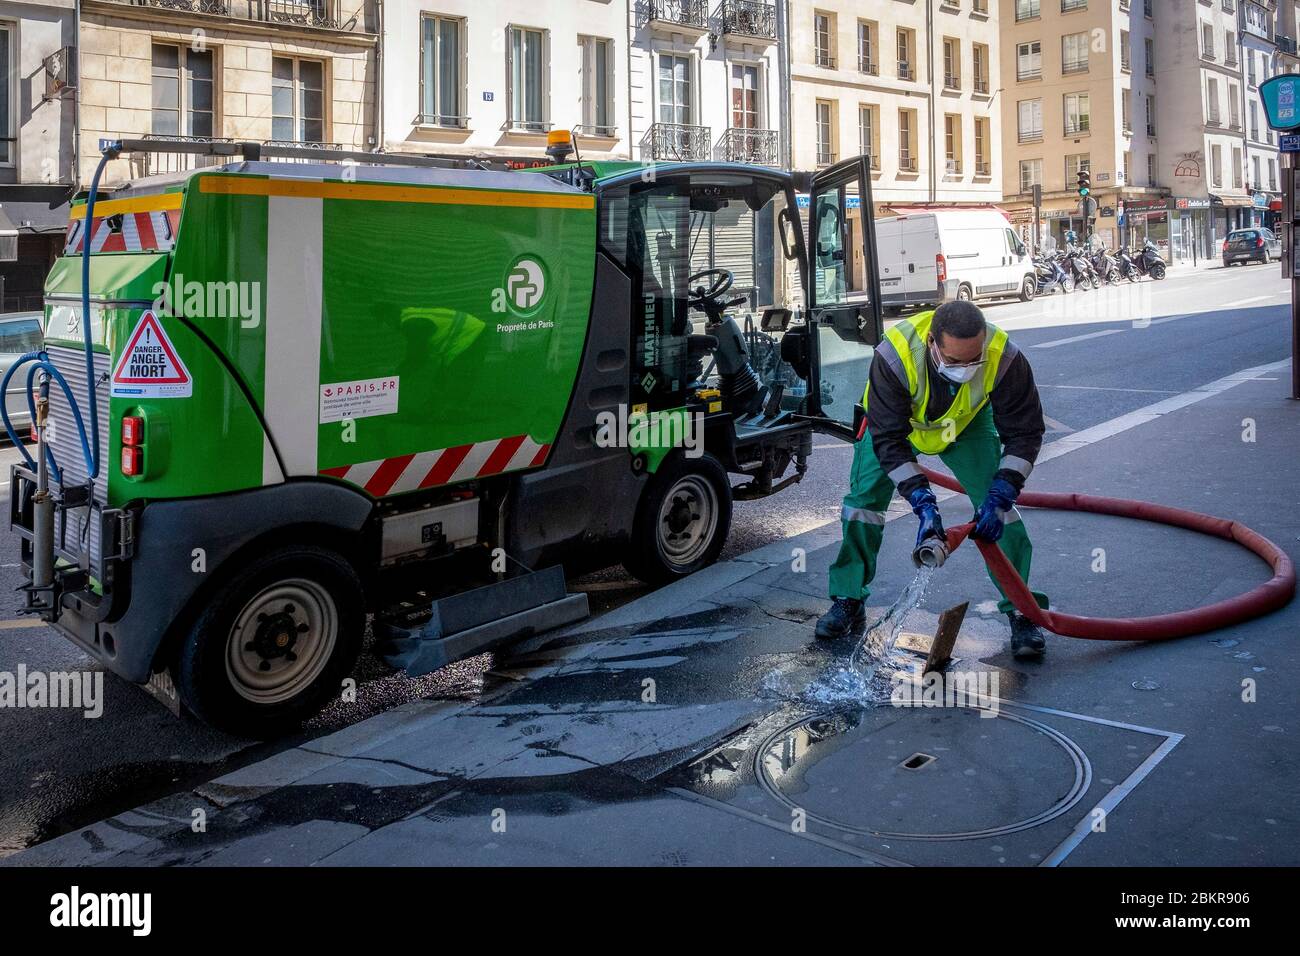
863;310;1008;455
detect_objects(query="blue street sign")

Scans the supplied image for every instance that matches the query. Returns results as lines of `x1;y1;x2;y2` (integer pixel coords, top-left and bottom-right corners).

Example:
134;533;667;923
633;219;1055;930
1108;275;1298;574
1281;133;1300;153
1260;75;1300;131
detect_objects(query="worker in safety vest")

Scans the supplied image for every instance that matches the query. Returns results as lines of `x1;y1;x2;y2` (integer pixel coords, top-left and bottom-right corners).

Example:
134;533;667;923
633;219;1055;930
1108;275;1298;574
815;300;1051;659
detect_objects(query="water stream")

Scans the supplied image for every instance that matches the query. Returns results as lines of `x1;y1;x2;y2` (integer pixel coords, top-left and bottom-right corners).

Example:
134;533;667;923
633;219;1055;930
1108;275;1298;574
762;565;939;707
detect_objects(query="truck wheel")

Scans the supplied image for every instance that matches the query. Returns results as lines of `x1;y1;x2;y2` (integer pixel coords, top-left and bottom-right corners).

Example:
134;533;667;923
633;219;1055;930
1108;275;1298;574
1018;275;1036;302
956;284;973;301
174;545;364;737
625;453;732;586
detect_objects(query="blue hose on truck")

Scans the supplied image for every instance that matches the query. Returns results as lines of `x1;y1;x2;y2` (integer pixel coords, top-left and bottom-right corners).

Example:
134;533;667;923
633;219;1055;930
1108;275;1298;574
0;149;110;480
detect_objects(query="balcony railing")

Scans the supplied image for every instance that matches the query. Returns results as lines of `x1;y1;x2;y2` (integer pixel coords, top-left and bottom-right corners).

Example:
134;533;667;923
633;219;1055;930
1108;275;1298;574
721;127;778;165
975;160;991;176
721;1;777;40
646;122;710;161
815;50;837;69
898;61;915;80
1018;67;1042;80
816;149;837;168
974;76;989;94
944;72;960;90
645;0;709;31
417;113;470;129
899;155;918;172
859;56;878;75
1019;128;1044;143
1064;120;1091;135
108;0;365;31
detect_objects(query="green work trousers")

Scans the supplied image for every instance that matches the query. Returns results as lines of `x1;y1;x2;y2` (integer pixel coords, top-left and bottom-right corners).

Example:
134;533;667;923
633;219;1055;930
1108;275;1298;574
828;404;1049;614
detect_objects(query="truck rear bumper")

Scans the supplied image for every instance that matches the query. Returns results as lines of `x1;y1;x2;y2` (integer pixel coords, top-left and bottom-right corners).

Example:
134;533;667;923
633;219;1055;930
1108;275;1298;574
20;480;375;684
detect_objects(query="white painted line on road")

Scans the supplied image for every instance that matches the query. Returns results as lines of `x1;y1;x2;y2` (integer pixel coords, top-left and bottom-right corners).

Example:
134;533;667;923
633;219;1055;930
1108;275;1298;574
1039;384;1178;394
1035;356;1292;467
0;618;46;630
1030;328;1126;349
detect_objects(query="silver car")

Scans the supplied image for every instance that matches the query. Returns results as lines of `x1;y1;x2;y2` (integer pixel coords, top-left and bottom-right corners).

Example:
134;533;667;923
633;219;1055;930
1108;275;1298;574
0;311;45;437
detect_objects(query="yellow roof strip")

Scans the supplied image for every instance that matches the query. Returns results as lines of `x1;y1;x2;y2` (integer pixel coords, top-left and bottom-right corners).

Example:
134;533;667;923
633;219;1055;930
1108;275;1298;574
198;174;596;210
69;192;184;219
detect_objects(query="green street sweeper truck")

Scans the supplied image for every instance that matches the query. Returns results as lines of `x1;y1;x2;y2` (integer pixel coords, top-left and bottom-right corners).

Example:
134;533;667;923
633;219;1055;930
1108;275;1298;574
6;136;883;734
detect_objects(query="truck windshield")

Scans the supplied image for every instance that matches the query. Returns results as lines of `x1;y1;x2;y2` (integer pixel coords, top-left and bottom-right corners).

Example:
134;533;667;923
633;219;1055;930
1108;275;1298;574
600;175;806;415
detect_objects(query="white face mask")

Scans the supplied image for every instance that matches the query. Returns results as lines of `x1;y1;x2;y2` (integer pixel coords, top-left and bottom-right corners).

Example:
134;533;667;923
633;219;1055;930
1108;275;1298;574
930;341;984;384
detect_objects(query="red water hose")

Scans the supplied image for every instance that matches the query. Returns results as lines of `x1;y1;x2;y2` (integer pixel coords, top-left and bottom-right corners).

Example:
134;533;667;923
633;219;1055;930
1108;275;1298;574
923;468;1296;641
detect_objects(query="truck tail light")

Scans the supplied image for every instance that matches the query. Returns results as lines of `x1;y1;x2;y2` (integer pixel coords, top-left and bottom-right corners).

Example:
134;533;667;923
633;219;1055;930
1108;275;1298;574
121;415;144;447
121;445;144;477
936;253;947;282
121;415;144;476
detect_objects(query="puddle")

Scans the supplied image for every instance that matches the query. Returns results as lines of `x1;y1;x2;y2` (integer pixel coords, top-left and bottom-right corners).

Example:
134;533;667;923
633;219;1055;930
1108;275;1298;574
762;565;938;708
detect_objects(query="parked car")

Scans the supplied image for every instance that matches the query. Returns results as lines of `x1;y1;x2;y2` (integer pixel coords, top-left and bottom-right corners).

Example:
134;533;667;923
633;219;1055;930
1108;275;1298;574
876;210;1037;311
1222;228;1281;267
0;311;44;437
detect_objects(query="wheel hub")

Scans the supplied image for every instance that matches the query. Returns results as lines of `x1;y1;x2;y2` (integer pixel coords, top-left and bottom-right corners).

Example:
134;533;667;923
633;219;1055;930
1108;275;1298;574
247;606;306;669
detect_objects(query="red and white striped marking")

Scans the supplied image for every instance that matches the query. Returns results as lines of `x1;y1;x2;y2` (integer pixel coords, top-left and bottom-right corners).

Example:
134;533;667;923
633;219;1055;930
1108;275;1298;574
320;435;552;497
65;210;180;254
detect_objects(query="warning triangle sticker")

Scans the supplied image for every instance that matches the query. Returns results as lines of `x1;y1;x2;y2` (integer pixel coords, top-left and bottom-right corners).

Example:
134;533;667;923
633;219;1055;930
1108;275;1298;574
110;310;193;398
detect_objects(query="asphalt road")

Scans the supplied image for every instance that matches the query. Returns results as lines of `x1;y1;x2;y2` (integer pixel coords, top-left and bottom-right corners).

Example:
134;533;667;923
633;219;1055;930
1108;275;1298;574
0;260;1290;855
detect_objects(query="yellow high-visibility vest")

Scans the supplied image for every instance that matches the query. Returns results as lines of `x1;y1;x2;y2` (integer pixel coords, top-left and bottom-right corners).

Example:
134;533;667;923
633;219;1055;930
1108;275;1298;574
863;310;1009;455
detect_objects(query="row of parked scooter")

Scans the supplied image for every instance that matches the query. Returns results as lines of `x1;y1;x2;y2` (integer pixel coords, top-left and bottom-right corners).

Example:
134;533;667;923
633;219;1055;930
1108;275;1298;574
1033;240;1167;295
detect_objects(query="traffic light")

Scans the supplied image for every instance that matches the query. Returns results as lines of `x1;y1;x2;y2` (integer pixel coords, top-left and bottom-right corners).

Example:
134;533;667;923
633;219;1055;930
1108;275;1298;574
1076;168;1091;198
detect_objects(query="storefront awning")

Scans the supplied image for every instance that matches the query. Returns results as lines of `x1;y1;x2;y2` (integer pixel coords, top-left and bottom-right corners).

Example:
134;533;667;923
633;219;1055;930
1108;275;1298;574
1212;193;1255;208
0;200;71;235
882;203;1009;217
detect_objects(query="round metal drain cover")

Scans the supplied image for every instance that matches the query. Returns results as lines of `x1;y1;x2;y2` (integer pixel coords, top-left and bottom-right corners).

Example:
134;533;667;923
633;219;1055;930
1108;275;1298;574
756;705;1090;842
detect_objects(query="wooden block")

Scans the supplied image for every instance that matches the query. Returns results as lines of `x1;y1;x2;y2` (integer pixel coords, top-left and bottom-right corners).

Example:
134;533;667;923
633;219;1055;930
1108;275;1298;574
923;602;969;675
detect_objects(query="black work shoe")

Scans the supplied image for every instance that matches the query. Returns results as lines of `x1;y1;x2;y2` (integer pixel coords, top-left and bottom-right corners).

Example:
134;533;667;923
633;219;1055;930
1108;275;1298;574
816;598;867;640
1008;611;1047;660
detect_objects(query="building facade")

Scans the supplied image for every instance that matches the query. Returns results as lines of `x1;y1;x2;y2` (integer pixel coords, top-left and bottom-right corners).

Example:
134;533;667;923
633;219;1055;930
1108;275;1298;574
1147;0;1250;260
627;1;783;167
0;0;77;311
1239;0;1281;229
381;0;630;165
999;0;1166;252
78;0;380;187
789;0;1002;216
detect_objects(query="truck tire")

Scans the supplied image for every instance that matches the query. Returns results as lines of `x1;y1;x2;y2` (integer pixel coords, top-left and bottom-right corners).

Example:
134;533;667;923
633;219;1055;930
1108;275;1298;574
1018;275;1036;302
174;545;365;737
625;453;732;586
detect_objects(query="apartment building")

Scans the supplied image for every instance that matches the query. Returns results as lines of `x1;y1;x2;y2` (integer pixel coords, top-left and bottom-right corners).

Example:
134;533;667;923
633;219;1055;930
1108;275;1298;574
790;0;1001;216
382;0;629;164
0;0;77;310
1000;0;1166;252
627;1;783;166
1239;0;1281;228
79;0;380;186
1148;0;1250;259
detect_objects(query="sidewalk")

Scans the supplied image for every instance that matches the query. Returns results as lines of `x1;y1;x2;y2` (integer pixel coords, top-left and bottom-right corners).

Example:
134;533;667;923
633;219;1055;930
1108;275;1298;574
7;362;1298;867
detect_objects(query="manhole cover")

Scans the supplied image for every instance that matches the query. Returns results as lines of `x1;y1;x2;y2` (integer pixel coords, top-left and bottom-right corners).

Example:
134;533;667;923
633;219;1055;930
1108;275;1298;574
756;704;1090;842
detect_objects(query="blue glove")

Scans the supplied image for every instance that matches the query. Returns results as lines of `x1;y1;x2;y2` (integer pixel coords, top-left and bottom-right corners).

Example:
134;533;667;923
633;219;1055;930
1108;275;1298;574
907;486;946;552
973;477;1019;542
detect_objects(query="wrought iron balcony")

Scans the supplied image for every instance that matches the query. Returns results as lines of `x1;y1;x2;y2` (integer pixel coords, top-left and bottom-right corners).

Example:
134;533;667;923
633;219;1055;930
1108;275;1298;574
102;0;369;32
646;122;710;161
645;0;709;32
858;56;878;75
721;127;778;165
720;1;777;41
898;61;915;81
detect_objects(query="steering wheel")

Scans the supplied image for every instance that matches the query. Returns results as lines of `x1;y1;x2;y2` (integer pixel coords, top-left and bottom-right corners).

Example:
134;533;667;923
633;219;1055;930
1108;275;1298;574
687;268;734;307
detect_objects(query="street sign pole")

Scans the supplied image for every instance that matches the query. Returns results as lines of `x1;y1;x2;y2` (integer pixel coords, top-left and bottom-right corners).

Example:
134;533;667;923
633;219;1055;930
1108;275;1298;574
1288;150;1300;400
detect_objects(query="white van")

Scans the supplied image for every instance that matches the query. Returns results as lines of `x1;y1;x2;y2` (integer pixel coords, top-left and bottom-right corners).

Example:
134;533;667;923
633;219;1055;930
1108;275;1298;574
876;210;1036;311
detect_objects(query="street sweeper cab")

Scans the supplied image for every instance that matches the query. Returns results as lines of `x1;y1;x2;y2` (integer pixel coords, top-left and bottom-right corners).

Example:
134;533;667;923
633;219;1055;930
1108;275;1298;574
6;137;882;734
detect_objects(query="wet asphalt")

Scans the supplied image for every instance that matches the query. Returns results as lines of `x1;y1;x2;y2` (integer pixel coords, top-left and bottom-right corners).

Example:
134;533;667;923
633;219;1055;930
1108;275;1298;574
0;261;1291;856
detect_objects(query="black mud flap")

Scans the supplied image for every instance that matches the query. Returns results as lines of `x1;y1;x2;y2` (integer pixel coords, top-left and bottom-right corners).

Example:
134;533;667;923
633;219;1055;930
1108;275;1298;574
375;566;590;677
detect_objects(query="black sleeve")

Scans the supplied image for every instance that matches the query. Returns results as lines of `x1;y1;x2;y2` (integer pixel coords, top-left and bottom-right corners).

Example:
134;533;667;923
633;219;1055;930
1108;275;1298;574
866;350;930;499
989;349;1047;492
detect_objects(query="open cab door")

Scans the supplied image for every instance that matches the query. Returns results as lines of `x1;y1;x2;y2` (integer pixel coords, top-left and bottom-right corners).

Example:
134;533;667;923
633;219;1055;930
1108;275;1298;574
803;156;883;442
